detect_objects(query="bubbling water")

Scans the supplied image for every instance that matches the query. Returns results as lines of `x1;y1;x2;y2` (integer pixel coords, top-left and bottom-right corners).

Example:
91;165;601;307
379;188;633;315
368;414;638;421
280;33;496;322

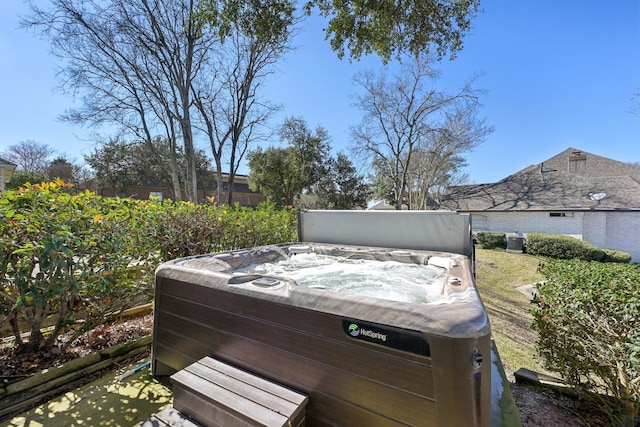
235;253;449;304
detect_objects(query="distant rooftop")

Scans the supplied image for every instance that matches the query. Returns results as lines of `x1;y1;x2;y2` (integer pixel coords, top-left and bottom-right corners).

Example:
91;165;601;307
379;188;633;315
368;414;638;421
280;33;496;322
441;147;640;211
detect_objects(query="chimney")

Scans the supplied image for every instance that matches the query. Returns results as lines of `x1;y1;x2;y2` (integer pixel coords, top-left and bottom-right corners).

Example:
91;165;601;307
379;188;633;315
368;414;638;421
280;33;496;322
568;151;587;174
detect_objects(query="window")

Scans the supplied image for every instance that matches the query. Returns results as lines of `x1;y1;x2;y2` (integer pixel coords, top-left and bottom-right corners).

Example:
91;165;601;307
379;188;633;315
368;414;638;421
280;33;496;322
149;191;164;201
549;212;573;218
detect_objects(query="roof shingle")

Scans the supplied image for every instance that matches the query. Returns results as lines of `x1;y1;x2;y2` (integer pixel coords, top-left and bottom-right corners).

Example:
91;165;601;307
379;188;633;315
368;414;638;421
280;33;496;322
442;148;640;211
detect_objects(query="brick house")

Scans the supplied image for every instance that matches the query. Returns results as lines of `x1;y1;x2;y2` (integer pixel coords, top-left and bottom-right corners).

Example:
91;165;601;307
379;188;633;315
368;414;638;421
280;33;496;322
97;173;266;207
441;148;640;262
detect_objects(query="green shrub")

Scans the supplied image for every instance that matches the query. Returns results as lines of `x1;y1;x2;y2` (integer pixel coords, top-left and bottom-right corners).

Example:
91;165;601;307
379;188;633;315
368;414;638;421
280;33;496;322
150;201;297;260
532;260;640;425
0;181;156;352
525;232;604;261
476;232;506;249
602;249;633;264
0;182;296;355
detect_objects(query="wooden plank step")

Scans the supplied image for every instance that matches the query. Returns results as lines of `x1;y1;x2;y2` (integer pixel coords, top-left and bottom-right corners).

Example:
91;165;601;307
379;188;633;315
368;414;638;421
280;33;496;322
171;357;308;427
140;407;203;426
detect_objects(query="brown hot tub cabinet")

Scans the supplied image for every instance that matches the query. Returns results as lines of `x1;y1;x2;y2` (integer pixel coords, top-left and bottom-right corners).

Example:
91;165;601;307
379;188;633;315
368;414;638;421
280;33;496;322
152;241;491;426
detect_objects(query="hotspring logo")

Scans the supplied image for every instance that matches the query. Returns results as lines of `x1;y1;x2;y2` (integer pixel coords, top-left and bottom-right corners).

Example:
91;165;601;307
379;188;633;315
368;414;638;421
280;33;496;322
348;323;387;342
348;323;360;337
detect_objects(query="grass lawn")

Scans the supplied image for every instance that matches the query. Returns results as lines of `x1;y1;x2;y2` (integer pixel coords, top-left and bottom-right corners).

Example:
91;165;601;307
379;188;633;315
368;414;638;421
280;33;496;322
474;246;550;379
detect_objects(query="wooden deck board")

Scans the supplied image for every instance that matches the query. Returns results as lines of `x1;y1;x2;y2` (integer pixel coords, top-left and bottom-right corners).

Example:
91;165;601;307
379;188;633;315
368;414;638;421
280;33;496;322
197;357;307;407
171;357;308;427
172;369;289;426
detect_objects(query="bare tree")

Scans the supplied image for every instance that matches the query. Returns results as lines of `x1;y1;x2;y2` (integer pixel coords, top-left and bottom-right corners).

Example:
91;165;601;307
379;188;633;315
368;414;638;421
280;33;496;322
138;0;205;202
71;162;95;192
24;0;218;201
351;56;492;209
406;103;490;209
192;5;295;204
25;0;296;203
1;140;55;173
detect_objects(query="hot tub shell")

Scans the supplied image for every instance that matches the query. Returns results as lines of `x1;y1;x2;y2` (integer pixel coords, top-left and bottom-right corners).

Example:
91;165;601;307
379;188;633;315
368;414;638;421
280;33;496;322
152;241;491;426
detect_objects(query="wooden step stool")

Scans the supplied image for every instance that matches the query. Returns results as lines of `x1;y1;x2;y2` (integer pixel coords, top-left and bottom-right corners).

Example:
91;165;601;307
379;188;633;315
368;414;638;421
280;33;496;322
170;357;308;427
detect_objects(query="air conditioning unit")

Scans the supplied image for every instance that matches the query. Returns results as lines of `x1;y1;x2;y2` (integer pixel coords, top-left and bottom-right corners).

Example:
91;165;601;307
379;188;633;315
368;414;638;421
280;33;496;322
506;234;524;253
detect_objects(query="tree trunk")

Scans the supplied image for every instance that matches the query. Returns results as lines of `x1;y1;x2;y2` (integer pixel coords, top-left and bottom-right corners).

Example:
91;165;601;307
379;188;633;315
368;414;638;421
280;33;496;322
215;161;224;205
169;170;182;201
226;173;235;205
8;309;23;348
181;119;198;202
25;307;44;351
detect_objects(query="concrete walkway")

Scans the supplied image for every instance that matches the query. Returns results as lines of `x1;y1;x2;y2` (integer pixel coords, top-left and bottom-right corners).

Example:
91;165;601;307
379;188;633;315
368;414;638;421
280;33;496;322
516;283;538;300
0;359;172;427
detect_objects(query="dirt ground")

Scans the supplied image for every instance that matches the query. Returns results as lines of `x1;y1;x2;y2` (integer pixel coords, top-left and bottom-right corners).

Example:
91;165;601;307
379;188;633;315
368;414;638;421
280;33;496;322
511;381;612;426
0;313;154;378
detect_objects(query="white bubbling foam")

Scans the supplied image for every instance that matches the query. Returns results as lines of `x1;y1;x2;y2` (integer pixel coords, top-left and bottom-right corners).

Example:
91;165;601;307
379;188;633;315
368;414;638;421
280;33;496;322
235;253;455;304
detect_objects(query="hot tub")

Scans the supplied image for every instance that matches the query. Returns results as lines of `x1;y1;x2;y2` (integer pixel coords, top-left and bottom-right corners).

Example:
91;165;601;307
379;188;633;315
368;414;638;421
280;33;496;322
151;241;491;426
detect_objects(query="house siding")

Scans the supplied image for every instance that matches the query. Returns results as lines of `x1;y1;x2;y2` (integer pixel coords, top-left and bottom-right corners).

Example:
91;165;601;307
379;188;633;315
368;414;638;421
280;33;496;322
443;148;640;263
582;212;608;249
96;178;266;207
471;210;640;262
99;186;266;206
601;212;640;261
477;211;583;237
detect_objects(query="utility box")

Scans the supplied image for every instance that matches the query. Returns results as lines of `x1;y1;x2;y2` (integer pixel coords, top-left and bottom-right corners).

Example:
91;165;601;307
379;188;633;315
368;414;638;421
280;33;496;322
506;234;524;253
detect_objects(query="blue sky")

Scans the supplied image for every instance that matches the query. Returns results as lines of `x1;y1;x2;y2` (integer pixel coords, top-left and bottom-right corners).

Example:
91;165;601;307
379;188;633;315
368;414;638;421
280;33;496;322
1;1;639;184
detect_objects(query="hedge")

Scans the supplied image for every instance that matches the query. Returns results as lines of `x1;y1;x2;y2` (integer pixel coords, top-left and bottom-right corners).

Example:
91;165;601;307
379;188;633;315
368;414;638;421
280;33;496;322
475;232;506;249
525;232;631;263
532;260;640;425
602;249;633;264
0;182;297;354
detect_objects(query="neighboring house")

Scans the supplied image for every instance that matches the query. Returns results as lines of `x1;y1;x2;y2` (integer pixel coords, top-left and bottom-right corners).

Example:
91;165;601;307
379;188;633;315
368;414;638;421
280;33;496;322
97;174;266;207
367;200;408;210
0;157;17;193
441;148;640;262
